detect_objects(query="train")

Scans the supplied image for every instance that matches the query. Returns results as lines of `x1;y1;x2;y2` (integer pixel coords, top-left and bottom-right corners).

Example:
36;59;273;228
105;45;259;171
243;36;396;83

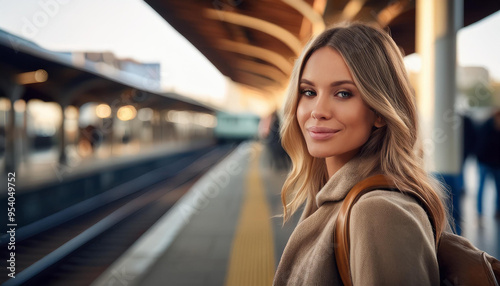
214;111;260;143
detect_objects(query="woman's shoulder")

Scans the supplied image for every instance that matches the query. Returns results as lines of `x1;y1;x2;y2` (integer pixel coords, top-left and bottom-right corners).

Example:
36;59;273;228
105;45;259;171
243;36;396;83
347;192;439;285
357;189;423;208
350;189;432;235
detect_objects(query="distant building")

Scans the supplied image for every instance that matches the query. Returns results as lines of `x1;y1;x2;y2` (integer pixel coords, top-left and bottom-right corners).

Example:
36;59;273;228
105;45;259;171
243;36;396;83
491;81;500;108
71;51;161;90
457;66;489;90
457;66;493;109
120;59;160;83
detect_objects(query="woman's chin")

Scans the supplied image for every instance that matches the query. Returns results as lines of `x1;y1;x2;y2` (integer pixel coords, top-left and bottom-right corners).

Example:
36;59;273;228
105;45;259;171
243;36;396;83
307;148;335;158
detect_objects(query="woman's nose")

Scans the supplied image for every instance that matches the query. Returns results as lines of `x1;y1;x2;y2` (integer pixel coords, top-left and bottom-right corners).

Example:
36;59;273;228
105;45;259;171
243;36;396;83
311;95;331;120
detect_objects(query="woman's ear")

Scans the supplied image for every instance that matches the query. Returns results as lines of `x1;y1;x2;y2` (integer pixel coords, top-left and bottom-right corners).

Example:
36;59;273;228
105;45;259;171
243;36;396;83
374;115;386;128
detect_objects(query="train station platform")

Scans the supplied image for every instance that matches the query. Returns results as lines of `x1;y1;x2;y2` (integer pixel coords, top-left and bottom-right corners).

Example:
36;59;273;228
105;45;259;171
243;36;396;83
10;139;214;192
91;142;297;286
0;139;218;238
90;141;500;286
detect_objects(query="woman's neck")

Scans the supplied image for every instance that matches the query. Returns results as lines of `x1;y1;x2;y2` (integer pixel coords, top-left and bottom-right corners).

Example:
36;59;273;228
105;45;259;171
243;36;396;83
325;149;360;177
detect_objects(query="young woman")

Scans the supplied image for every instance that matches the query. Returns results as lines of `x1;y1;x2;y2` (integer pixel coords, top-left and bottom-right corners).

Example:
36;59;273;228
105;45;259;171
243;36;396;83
273;22;450;285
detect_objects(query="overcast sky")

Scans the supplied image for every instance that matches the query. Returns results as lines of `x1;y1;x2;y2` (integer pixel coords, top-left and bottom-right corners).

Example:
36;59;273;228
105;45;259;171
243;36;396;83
0;0;228;101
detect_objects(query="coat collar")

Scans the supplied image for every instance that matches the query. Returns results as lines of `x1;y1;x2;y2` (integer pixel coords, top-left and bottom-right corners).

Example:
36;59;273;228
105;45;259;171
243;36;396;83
315;154;380;207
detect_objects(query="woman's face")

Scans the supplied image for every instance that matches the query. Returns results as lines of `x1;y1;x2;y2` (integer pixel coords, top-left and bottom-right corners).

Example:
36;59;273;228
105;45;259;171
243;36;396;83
297;47;382;165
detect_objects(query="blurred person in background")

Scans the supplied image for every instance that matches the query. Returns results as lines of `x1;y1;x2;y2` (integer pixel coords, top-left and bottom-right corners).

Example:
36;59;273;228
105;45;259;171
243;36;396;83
261;111;290;170
78;124;101;155
475;108;500;220
450;113;476;234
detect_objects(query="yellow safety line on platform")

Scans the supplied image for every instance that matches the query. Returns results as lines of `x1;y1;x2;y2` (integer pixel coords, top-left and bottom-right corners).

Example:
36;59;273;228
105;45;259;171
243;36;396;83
225;144;276;286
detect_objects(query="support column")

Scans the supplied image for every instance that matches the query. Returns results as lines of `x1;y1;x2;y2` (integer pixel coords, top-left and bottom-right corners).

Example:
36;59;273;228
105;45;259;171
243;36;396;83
416;0;463;231
3;83;24;173
102;115;114;156
22;100;29;164
58;102;67;164
152;109;159;143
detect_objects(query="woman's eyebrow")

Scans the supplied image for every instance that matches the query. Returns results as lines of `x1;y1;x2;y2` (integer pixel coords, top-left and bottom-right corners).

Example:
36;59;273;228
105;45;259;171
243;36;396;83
330;80;355;87
299;79;355;87
299;79;314;85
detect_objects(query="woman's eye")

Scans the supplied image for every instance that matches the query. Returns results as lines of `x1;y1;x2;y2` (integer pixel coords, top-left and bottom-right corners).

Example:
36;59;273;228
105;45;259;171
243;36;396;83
300;89;316;97
336;91;352;98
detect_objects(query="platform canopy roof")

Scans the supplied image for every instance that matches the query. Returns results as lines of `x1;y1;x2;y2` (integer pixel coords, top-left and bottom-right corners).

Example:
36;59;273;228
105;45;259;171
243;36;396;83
145;0;500;96
0;30;216;113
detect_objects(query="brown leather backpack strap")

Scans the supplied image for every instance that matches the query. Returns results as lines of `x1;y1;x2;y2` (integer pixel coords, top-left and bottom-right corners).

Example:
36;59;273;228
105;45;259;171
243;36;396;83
334;174;396;286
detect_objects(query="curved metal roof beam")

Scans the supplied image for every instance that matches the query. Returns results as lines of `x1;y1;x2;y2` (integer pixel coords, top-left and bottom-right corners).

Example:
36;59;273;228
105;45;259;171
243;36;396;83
377;0;410;26
281;0;326;36
217;39;294;75
204;9;303;56
238;82;279;98
236;70;283;89
312;0;328;14
342;0;367;20
237;59;289;84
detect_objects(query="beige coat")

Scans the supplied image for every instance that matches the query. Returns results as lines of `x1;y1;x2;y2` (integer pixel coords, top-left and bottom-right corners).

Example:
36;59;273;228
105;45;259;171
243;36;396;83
273;155;439;285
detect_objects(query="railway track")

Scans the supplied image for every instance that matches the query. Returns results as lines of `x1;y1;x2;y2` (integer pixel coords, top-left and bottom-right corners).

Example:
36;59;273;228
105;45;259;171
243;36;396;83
0;144;235;286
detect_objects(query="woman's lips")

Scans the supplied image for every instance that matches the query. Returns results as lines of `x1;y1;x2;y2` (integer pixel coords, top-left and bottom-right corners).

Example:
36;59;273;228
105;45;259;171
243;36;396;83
307;126;340;140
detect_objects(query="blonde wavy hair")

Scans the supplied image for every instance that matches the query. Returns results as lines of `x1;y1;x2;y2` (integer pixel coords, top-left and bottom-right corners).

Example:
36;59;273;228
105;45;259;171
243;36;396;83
280;22;450;240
